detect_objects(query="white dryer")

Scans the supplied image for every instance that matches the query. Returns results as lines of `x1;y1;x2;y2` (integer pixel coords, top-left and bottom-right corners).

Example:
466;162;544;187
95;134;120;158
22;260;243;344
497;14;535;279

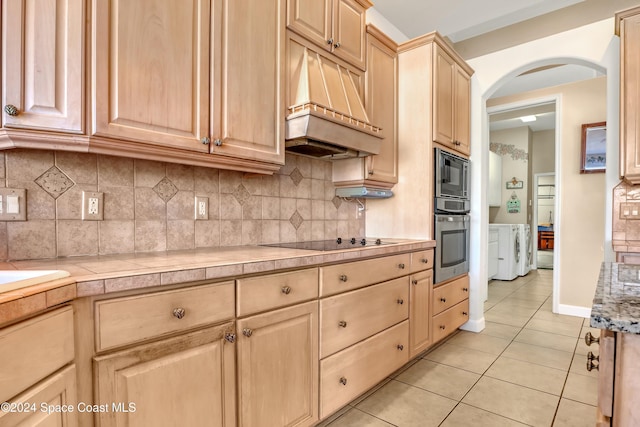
489;224;520;281
517;224;532;276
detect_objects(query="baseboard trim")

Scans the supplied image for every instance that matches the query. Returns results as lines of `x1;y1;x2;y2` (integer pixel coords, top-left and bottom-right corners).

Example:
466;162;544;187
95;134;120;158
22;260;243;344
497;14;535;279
460;317;485;333
557;303;591;318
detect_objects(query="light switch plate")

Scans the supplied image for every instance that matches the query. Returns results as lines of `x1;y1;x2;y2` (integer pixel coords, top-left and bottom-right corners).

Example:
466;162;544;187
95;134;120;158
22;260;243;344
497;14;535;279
195;196;209;220
82;191;104;220
0;188;27;221
620;203;640;220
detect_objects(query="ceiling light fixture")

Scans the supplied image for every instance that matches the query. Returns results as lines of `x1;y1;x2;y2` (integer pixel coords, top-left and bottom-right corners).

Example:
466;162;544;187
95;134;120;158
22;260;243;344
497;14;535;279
520;115;537;123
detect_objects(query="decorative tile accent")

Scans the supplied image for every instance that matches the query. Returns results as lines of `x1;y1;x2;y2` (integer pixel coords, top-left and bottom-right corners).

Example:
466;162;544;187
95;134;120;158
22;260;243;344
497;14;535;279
332;196;342;209
232;184;251;206
290;167;304;186
153;177;179;202
35;166;74;199
290;210;304;230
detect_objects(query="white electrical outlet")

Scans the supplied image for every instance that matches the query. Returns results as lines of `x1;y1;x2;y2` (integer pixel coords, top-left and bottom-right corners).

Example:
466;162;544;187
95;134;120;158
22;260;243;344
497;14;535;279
195;196;209;220
82;191;104;220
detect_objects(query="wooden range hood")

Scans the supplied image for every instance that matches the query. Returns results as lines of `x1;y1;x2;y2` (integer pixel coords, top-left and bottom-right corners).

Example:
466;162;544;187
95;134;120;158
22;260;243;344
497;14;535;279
285;35;383;159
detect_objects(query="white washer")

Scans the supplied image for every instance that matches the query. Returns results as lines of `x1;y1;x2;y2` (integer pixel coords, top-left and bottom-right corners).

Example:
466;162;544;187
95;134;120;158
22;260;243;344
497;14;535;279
517;224;532;276
489;224;520;281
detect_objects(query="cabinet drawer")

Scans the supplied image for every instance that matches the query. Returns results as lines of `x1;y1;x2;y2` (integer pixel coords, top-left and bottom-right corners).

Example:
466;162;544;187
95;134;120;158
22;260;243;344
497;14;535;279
320;253;411;296
432;275;469;315
237;268;318;316
0;306;74;403
320;277;408;358
410;249;434;273
95;281;234;352
320;321;409;419
432;299;469;343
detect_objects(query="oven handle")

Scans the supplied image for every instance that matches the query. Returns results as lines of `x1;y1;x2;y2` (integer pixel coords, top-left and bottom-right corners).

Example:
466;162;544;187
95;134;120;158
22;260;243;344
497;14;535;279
435;214;470;223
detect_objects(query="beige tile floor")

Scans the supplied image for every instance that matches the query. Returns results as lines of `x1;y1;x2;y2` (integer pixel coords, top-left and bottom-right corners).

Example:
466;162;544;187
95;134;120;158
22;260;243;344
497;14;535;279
323;269;599;427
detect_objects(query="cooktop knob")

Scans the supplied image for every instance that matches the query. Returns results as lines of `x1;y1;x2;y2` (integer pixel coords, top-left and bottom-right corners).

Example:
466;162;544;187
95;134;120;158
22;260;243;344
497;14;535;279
336;237;342;244
375;238;382;245
350;237;356;244
360;239;366;246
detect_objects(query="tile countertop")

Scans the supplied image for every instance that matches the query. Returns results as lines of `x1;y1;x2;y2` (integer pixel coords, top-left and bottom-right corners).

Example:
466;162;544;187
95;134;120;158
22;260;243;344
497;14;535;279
0;239;434;324
591;262;640;333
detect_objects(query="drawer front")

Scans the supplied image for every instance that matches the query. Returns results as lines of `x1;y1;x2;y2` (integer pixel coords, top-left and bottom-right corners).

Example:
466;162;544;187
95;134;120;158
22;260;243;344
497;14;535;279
432;299;469;343
237;268;318;316
95;281;235;352
320;277;408;358
320;253;411;296
432;275;469;315
0;307;74;403
320;321;409;419
410;249;434;273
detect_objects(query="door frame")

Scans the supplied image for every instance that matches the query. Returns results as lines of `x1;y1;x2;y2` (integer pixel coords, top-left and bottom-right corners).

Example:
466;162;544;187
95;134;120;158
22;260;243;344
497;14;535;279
532;172;556;270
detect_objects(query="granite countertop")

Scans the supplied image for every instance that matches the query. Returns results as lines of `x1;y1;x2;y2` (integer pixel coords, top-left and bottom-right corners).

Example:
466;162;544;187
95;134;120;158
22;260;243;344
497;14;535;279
0;239;434;324
590;262;640;333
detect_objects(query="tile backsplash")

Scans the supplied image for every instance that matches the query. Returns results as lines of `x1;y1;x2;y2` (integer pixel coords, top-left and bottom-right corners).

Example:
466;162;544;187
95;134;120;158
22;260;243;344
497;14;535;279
0;150;365;261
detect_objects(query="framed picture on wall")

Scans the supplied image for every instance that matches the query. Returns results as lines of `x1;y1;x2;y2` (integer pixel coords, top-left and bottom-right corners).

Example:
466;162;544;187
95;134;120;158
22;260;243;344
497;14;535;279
580;122;606;174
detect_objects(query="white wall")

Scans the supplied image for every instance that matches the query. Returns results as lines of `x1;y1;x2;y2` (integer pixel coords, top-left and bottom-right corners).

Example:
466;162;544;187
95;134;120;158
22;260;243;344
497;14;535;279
464;19;619;330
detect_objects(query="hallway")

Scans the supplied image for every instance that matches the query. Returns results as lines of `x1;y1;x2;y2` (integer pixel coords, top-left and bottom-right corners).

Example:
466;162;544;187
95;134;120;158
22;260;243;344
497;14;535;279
323;270;598;426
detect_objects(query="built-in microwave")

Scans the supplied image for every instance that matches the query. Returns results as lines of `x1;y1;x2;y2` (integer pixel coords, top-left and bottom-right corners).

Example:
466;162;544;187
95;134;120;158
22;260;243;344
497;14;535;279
435;148;470;213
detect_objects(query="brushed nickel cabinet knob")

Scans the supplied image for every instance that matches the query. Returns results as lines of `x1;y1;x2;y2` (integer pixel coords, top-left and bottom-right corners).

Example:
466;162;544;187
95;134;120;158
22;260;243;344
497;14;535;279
397;344;404;351
339;274;348;282
412;279;418;285
339;377;347;385
584;332;599;346
242;328;253;338
338;320;347;328
397;299;404;305
4;104;19;116
172;308;186;319
281;286;292;294
201;136;211;145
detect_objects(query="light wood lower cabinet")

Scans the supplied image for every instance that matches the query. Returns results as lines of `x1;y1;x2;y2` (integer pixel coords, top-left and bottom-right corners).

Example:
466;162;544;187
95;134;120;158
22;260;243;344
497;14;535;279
409;269;432;358
320;321;409;418
0;364;78;427
432;299;469;344
237;301;319;427
93;322;236;427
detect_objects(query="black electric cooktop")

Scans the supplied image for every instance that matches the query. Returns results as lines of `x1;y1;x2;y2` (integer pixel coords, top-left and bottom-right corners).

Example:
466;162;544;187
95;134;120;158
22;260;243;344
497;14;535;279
263;237;389;251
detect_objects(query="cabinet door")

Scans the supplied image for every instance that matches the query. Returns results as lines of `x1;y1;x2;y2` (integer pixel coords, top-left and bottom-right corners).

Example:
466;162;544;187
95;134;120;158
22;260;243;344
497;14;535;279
286;0;332;50
211;0;284;164
237;301;319;427
454;66;471;156
0;365;78;426
409;270;432;358
92;0;210;152
620;13;640;184
94;322;236;427
432;45;455;149
364;28;398;186
333;0;366;69
2;0;83;132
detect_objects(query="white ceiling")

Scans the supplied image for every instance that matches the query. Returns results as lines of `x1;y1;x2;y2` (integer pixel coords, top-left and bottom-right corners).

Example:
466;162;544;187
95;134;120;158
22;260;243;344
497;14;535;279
371;0;585;42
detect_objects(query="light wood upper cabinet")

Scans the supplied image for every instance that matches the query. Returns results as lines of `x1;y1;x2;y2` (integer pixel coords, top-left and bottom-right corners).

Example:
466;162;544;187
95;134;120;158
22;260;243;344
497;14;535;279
617;7;640;184
94;323;236;427
91;0;284;167
287;0;371;70
1;0;84;133
332;25;398;189
433;44;471;156
237;301;319;427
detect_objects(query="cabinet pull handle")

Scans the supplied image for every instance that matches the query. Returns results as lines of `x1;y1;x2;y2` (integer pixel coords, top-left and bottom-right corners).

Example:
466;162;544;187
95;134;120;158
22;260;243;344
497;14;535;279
397;344;404;351
462;287;468;292
587;351;599;363
397;299;404;305
4;104;19;116
439;325;446;330
412;279;418;285
281;286;292;294
339;274;348;282
334;42;341;48
398;263;405;269
462;311;468;316
368;169;374;175
421;258;429;264
327;38;334;45
224;332;236;343
584;332;599;346
214;138;222;146
440;297;446;302
172;308;186;319
200;136;211;145
338;320;348;328
242;328;253;338
339;377;347;385
586;359;599;371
